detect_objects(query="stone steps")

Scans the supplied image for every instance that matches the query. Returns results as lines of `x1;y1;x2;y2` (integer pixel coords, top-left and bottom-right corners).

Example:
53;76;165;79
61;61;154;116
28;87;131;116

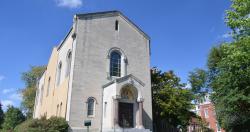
102;128;152;132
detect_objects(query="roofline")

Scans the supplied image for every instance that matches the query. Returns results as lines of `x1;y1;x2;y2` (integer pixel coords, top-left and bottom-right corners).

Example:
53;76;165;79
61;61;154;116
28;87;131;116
57;27;73;51
76;10;150;40
56;11;150;51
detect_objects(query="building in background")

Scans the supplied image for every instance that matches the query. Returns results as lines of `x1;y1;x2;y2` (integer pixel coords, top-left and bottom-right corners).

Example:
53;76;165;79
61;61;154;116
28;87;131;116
33;11;152;132
189;93;224;132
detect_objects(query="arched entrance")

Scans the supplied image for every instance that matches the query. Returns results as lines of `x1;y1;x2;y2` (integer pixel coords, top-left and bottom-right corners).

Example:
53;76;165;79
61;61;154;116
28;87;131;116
118;86;137;128
105;75;145;130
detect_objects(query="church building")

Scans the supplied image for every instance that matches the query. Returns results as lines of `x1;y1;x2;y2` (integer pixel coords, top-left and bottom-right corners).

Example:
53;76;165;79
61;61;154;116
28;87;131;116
33;11;153;132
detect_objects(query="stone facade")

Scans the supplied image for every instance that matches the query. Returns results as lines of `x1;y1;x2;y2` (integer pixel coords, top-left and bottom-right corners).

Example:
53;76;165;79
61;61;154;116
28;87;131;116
34;11;153;132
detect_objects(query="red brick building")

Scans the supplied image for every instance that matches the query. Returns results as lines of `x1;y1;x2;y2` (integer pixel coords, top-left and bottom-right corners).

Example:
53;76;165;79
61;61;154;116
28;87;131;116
199;102;224;132
189;94;225;132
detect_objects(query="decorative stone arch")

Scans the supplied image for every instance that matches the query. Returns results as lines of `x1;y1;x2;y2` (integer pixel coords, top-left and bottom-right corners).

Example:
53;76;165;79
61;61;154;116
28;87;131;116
119;84;138;102
116;75;145;101
107;47;128;79
86;97;98;104
107;47;127;60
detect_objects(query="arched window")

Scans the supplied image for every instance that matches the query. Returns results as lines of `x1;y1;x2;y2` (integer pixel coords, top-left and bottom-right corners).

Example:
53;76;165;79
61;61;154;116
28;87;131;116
87;98;95;116
66;50;72;77
46;77;51;96
57;62;62;86
110;51;121;77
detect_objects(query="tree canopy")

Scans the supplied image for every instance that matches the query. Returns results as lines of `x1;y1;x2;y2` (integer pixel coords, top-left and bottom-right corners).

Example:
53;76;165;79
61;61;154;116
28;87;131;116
21;66;46;118
208;37;250;131
151;68;195;131
206;0;250;130
188;68;208;94
188;68;211;106
226;0;250;39
2;106;25;130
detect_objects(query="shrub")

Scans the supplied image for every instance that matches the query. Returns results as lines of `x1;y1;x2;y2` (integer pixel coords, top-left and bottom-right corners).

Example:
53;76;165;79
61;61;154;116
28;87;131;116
14;116;68;132
2;106;25;131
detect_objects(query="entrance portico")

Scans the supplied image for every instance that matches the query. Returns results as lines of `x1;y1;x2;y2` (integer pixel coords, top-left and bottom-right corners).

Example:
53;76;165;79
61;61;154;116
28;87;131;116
102;74;149;131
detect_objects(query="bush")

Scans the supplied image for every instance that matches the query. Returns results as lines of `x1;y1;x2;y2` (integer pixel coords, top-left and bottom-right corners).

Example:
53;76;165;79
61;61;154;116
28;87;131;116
14;116;68;132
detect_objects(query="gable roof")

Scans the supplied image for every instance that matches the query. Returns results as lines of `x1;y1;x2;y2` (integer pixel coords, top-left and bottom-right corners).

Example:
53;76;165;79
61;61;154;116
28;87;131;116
102;74;145;88
76;10;150;40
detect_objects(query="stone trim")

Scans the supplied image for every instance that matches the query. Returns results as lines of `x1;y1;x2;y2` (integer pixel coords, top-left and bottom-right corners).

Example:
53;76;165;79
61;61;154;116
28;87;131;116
102;74;145;88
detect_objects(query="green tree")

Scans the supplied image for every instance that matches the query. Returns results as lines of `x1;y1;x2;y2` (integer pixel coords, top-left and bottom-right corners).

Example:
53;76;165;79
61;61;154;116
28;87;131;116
0;102;4;129
206;0;250;131
208;37;250;131
151;68;195;131
188;68;208;94
188;68;209;104
226;0;250;39
2;106;25;130
21;66;46;118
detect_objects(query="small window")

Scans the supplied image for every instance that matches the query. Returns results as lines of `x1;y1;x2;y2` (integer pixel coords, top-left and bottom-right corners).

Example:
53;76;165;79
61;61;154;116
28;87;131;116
104;102;107;118
35;89;40;105
40;85;44;104
115;20;119;31
46;77;51;96
204;108;209;118
57;62;62;86
110;51;121;77
59;102;62;116
66;51;72;77
87;98;95;117
56;104;59;116
217;123;221;131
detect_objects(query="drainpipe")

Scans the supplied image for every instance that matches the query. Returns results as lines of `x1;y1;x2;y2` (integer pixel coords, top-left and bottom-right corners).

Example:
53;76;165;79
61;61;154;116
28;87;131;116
100;86;104;132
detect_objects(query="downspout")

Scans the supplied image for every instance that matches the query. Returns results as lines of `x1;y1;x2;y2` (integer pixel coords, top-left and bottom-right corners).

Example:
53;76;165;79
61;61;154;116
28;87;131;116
100;86;104;132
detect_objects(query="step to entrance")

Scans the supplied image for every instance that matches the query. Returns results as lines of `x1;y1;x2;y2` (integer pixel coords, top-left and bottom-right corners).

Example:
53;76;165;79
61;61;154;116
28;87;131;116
102;128;152;132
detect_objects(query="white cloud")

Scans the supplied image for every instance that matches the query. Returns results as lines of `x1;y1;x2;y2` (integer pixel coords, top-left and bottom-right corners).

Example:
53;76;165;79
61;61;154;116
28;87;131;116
9;93;22;101
222;33;231;39
185;83;191;89
1;89;21;111
55;0;83;8
1;100;14;111
2;88;15;94
0;75;5;81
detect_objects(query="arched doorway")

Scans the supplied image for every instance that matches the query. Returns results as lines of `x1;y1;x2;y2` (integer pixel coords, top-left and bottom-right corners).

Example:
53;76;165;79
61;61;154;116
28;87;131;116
118;85;137;128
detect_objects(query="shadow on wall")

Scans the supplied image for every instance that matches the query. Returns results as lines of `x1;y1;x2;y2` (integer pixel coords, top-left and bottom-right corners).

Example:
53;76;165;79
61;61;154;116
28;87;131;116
143;109;153;131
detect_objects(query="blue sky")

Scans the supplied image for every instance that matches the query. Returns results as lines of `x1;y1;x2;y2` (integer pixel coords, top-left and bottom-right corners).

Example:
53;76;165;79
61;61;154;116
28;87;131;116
0;0;231;110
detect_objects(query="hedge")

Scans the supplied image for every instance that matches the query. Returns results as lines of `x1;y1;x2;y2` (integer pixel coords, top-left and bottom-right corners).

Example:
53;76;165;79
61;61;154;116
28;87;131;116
14;116;68;132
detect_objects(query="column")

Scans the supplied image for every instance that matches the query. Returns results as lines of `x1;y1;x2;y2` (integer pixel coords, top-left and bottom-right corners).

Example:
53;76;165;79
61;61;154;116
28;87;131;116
113;95;120;128
137;98;144;129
